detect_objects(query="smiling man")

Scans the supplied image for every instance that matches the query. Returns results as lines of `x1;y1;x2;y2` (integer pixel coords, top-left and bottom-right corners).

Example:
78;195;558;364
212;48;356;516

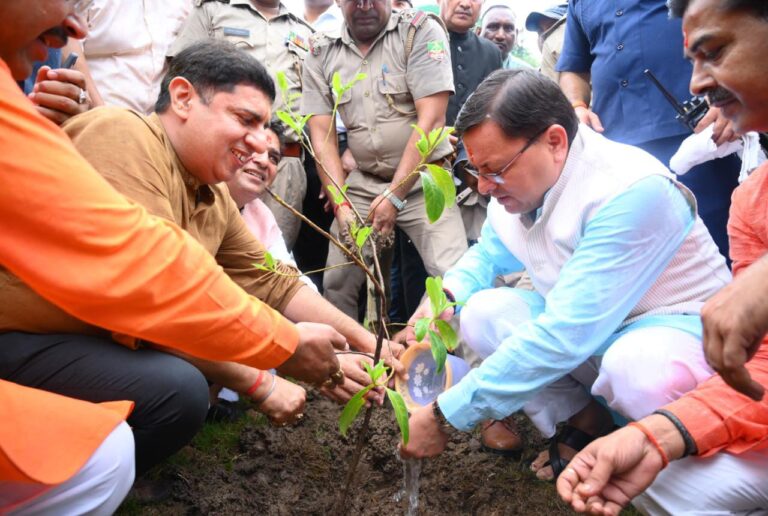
400;70;731;478
0;39;402;478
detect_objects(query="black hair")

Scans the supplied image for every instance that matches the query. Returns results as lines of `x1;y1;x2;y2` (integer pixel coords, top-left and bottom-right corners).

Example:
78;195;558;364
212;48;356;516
156;40;275;113
268;118;287;150
455;69;579;145
668;0;768;19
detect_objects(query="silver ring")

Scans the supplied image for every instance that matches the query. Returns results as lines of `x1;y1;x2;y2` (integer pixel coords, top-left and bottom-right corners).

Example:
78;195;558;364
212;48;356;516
77;88;88;105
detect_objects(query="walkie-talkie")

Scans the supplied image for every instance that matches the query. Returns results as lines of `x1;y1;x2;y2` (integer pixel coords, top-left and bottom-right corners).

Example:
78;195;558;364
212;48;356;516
644;69;709;132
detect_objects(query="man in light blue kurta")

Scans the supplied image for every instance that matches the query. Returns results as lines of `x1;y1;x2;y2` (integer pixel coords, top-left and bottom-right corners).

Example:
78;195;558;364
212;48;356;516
399;69;731;475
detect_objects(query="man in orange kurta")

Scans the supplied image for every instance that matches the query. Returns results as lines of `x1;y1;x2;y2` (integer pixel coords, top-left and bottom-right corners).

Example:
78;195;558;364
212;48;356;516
0;1;342;512
556;0;768;514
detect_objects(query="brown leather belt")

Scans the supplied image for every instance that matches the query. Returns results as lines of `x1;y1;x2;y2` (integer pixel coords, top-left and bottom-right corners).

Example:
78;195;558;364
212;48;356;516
282;142;302;158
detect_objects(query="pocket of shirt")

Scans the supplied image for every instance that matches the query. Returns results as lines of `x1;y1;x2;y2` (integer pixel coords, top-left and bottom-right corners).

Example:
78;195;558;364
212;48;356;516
377;72;415;117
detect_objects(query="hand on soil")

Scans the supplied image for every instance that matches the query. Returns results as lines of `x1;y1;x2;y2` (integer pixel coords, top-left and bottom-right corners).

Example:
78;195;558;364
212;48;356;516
257;375;306;426
399;404;449;458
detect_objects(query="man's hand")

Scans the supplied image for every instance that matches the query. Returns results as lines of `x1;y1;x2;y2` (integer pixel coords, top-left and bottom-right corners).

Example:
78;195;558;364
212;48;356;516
256;374;306;426
701;256;768;400
557;415;684;515
405;298;455;344
369;194;398;239
340;147;357;175
574;106;604;133
319;353;382;404
694;105;740;146
399;403;449;458
277;322;345;385
28;66;90;125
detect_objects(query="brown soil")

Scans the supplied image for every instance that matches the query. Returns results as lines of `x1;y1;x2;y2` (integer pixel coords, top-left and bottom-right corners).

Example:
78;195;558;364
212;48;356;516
118;391;580;515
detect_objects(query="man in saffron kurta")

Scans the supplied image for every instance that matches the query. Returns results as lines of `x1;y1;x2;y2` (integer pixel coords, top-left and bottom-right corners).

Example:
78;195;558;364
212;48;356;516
0;4;342;508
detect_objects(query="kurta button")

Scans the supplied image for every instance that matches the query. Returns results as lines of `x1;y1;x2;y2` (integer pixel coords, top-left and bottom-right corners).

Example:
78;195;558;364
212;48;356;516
457;45;462;51
362;60;368;65
621;79;629;87
616;9;623;16
616;43;624;51
457;64;464;70
364;91;370;97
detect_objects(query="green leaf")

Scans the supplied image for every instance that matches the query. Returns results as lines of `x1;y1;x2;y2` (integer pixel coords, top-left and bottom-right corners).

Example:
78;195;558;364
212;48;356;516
288;92;302;103
297;113;313;132
339;386;372;437
275;110;301;136
355;226;373;249
414;317;431;342
428;329;448;374
425;276;444;317
371;360;387;383
386;388;410;444
253;263;270;272
426;163;456;209
276;71;289;95
326;185;345;205
420;171;444;223
353;72;368;83
341;184;349;194
411;124;429;159
332;72;343;98
264;251;275;269
434;319;458;352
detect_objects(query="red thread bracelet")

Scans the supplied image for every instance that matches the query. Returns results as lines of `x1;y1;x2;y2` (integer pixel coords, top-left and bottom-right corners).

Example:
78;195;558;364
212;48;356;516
629;421;670;469
246;370;266;397
333;200;351;215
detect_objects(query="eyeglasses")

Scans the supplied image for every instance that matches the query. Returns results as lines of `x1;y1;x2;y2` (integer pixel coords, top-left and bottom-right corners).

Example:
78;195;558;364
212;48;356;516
71;0;94;15
464;131;543;184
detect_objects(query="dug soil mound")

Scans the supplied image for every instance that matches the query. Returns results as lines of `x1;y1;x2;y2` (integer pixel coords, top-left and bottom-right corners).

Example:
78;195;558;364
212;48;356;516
119;391;579;515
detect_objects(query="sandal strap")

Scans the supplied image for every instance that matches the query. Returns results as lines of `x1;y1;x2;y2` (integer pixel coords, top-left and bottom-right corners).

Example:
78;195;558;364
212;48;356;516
547;425;600;479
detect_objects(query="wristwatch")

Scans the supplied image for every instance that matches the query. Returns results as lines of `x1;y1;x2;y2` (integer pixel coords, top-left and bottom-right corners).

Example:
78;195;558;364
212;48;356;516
383;187;407;211
432;400;459;437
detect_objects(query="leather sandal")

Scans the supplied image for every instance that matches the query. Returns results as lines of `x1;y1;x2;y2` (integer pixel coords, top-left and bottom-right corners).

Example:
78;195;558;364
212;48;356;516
480;417;524;458
542;425;601;480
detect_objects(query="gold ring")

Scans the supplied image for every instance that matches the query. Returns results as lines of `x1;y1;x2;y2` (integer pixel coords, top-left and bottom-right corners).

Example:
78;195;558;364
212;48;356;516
331;369;345;384
321;378;334;388
296;413;304;420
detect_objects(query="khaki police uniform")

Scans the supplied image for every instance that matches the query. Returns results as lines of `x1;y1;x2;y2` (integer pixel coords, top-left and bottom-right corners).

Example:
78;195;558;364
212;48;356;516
301;10;468;317
170;0;314;249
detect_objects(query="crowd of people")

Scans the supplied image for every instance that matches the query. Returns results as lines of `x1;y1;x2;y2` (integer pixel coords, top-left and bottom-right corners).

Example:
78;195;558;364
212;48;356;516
1;0;767;514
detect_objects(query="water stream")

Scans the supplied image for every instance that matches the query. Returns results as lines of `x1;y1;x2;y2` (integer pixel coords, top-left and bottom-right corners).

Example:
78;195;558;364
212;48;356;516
393;456;422;515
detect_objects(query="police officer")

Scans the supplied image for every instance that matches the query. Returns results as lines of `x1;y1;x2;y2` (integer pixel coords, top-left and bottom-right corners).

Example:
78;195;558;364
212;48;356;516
170;0;314;250
301;0;468;318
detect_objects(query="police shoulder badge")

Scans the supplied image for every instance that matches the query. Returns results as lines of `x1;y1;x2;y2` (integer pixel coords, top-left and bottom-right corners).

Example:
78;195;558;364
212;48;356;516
427;40;446;61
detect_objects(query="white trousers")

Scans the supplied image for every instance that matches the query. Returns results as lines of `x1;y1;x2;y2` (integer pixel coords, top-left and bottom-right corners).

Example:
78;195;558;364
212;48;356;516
634;450;768;515
1;421;135;515
460;288;714;437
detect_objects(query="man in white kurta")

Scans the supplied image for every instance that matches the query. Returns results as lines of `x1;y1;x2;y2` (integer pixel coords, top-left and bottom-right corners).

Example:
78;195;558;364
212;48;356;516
400;69;731;471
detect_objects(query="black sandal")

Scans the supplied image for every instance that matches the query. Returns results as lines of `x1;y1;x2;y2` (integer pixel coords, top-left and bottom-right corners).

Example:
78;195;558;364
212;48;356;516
543;425;598;480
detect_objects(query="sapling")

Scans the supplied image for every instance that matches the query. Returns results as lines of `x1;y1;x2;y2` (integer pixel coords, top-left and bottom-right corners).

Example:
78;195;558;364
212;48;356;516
262;71;460;506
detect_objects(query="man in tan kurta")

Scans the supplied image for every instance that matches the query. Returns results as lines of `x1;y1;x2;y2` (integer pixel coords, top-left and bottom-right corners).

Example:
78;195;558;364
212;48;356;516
0;41;394;422
301;3;468;318
170;0;315;250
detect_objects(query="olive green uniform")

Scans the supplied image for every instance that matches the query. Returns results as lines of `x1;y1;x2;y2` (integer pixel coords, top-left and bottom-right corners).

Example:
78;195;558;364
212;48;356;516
170;0;314;249
301;10;468;317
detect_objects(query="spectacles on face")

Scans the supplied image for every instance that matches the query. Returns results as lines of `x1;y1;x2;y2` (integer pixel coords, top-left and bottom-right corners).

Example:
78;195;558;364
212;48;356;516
464;130;544;185
71;0;94;15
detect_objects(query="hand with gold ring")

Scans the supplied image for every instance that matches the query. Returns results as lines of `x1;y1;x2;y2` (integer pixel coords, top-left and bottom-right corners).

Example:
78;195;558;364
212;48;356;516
251;372;306;427
317;353;385;405
28;65;94;125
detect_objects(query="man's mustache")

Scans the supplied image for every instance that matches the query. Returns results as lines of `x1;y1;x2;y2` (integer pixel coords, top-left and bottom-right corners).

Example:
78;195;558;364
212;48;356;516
706;87;735;105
